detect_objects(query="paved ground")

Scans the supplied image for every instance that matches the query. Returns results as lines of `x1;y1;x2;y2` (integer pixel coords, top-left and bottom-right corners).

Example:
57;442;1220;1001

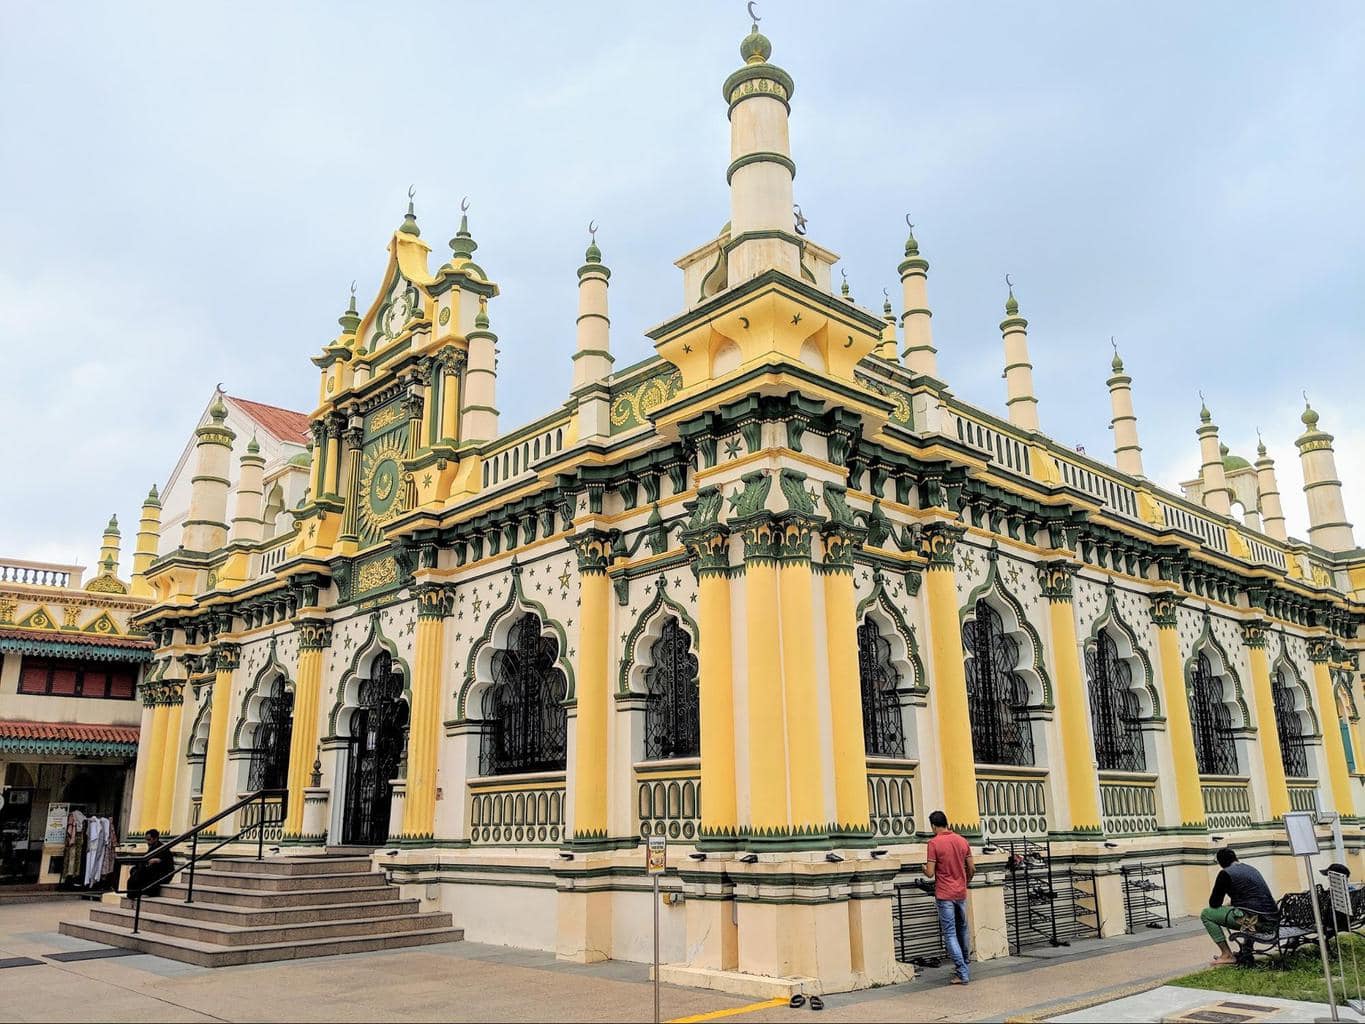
0;899;1223;1023
1050;984;1365;1022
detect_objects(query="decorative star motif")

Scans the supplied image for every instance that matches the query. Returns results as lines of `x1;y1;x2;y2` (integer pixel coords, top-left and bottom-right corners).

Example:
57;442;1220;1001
791;313;802;325
578;499;587;512
535;582;542;592
1006;563;1022;585
568;647;576;658
689;593;696;603
621;632;629;644
808;487;819;506
673;577;682;588
727;488;742;512
682;344;693;354
558;569;571;590
307;522;317;538
724;439;741;459
422;473;432;487
472;596;484;615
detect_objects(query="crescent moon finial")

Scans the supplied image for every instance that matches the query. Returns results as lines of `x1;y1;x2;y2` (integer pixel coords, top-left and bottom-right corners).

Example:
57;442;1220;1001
1199;389;1206;403
350;280;356;296
407;184;416;200
841;268;848;281
1005;272;1014;291
1110;335;1117;353
215;381;224;394
1303;389;1310;405
588;220;598;241
905;213;914;230
747;0;760;24
460;195;470;213
883;287;890;300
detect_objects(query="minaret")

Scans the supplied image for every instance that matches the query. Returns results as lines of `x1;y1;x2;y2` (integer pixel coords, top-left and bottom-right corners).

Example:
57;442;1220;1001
898;219;936;376
97;515;121;579
1254;434;1288;542
723;12;800;284
230;436;266;545
1106;342;1144;477
572;225;613;389
130;486;162;597
1000;278;1039;431
1296;399;1356;552
461;298;499;444
182;390;236;552
876;289;898;361
1196;399;1232;516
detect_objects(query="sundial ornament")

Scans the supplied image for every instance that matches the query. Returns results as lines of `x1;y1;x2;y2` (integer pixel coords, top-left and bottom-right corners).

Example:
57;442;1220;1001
358;436;411;539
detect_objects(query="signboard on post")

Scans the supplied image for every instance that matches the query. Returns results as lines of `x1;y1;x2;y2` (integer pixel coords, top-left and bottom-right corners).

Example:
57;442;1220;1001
1330;870;1351;917
44;803;69;845
646;835;667;875
1285;811;1320;856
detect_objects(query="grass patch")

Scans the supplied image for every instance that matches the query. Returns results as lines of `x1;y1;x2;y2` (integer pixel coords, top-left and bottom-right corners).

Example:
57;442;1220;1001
1171;933;1365;1004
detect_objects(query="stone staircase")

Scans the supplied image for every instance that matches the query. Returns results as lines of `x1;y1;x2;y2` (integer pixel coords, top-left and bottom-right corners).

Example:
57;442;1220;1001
59;855;461;967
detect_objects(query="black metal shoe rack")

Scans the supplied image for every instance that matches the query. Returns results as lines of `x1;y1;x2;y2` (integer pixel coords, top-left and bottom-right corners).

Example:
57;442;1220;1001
1001;838;1101;953
1120;862;1171;934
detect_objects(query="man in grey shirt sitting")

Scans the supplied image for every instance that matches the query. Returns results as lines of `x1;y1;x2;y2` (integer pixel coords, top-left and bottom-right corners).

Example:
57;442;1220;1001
1202;847;1277;965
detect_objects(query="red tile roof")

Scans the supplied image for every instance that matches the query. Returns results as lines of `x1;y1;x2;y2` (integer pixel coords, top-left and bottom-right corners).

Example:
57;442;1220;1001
0;627;152;651
226;396;312;446
0;720;140;744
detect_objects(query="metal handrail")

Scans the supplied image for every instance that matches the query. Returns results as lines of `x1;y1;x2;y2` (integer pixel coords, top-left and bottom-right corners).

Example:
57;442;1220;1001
119;788;287;934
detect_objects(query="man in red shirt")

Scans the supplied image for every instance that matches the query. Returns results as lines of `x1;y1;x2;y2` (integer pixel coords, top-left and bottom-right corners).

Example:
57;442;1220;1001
924;810;975;984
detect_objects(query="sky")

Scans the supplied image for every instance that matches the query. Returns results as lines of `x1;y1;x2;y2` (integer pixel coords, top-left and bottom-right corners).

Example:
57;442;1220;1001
2;1;1363;568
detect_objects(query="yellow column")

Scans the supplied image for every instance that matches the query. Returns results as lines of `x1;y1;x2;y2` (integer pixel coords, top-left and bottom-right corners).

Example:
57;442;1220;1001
323;418;342;497
778;520;825;830
156;684;186;833
198;643;240;833
1243;622;1290;820
403;585;452;839
1038;561;1101;834
571;530;613;840
1151;593;1206;827
686;522;738;836
1309;639;1353;815
127;677;160;834
743;519;789;832
139;697;170;833
920;523;980;833
821;524;870;832
283;621;331;840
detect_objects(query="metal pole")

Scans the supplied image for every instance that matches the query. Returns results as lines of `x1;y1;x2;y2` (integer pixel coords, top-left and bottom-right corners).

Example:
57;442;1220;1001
257;795;265;860
187;830;198;904
1305;854;1338;1021
653;872;661;1024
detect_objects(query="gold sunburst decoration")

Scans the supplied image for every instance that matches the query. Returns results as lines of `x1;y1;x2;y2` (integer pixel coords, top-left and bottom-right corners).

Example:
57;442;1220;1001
358;438;411;537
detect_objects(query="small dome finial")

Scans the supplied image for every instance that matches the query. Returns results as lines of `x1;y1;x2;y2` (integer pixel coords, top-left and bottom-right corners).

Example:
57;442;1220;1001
145;483;161;506
247;433;260;455
883;287;893;318
1004;273;1018;316
399;184;420;236
1256;428;1267;457
106;514;119;534
1301;391;1320;430
448;196;478;260
474;295;490;331
740;1;772;63
1110;336;1123;372
904;213;919;257
338;280;361;334
584;220;602;264
210;385;228;423
1198;390;1211;424
840;267;850;298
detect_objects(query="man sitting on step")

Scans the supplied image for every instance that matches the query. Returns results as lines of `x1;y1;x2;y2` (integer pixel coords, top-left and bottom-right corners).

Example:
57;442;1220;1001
127;830;176;898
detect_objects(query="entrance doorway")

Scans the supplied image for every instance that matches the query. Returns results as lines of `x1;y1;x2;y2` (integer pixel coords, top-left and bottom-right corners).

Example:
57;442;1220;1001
342;653;408;846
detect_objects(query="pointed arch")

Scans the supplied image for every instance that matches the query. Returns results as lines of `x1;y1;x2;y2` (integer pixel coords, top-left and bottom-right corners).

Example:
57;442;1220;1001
1087;584;1159;717
854;574;926;695
326;612;411;736
232;637;292;748
618;576;700;695
1182;614;1251;728
1270;634;1320;737
185;692;212;758
959;549;1052;705
457;569;574;719
1184;614;1246;776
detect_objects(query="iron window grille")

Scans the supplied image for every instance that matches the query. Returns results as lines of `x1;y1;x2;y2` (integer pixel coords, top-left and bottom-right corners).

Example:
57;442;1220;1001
1085;632;1146;772
962;600;1034;766
1188;652;1240;776
857;616;905;758
247;677;294;792
479;613;568;776
1272;667;1310;778
643;618;701;761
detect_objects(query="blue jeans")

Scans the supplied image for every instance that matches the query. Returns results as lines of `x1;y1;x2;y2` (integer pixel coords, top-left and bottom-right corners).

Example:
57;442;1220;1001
937;897;970;981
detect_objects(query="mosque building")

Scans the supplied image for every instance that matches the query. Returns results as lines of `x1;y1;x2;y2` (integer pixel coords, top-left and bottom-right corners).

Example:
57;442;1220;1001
64;13;1365;993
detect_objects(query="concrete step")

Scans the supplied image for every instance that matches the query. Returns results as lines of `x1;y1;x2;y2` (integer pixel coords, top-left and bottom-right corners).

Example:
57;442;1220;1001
119;895;420;926
59;917;463;967
158;882;397;908
207;856;374;877
179;869;384;892
89;905;454;947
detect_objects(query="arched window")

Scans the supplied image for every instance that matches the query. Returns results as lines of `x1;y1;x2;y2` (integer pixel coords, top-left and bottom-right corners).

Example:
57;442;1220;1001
643;618;700;760
479;613;568;776
1085;632;1145;772
247;678;294;792
1189;652;1240;775
857;617;905;758
961;600;1033;766
1272;667;1310;778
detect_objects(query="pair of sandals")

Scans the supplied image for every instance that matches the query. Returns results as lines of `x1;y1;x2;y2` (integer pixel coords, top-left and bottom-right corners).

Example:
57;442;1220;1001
788;994;824;1011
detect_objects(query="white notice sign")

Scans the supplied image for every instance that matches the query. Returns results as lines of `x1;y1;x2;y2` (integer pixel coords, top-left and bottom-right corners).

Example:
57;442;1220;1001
1285;811;1320;857
1330;869;1351;916
44;803;69;845
646;835;667;875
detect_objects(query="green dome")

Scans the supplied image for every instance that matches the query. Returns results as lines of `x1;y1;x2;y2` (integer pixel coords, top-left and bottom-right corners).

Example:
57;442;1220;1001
584;240;601;264
288;452;312;467
740;26;771;63
1223;453;1251;471
209;391;229;423
1302;402;1320;430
